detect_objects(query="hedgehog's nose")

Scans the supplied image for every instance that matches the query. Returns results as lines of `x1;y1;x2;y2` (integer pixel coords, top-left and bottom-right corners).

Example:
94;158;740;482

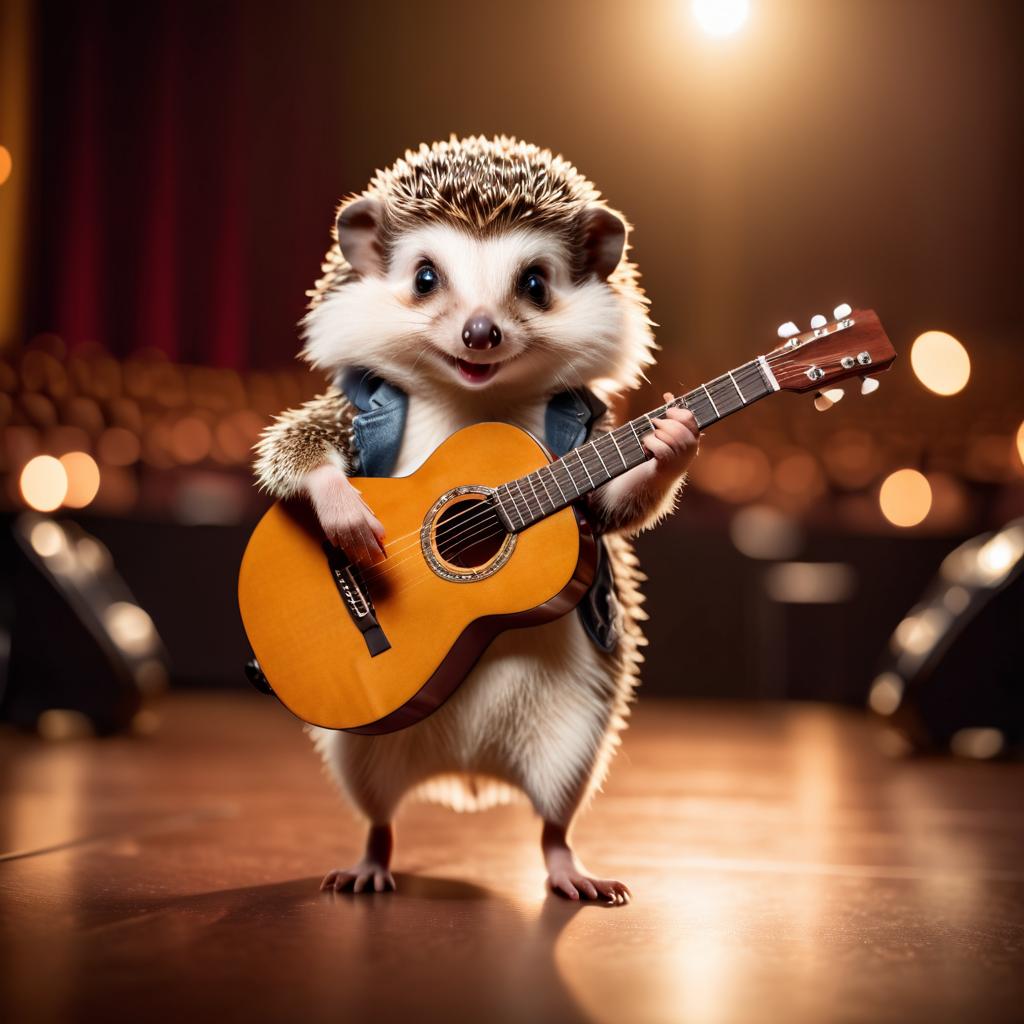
462;315;502;350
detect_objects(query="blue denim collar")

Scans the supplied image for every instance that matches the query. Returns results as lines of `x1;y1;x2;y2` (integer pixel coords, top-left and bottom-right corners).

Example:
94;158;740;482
338;368;606;477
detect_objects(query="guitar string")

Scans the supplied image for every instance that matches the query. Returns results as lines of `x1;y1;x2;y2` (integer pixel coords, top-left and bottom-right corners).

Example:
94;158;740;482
356;359;781;579
358;411;691;584
357;360;803;582
361;342;811;563
348;350;815;581
355;409;667;580
352;351;831;599
356;406;675;584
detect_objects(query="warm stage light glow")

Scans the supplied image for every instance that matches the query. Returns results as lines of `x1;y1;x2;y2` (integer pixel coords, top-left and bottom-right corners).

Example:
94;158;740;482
910;330;970;395
0;145;11;186
868;672;904;716
19;455;68;512
879;469;932;527
729;505;801;560
104;601;158;657
59;451;101;509
1017;421;1024;468
692;0;749;37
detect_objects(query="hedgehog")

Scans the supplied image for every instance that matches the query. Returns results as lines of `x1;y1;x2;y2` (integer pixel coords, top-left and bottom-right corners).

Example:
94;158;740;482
253;135;699;902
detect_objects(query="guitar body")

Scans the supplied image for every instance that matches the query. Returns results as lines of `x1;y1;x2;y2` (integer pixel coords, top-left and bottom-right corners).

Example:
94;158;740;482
238;422;595;734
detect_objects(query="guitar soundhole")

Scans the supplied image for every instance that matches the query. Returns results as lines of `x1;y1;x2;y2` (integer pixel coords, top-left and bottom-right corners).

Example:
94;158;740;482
434;497;507;570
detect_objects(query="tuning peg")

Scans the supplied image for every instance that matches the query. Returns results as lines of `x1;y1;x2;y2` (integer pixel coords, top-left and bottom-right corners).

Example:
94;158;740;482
810;314;827;330
777;321;799;339
860;376;879;395
833;302;852;319
813;388;845;411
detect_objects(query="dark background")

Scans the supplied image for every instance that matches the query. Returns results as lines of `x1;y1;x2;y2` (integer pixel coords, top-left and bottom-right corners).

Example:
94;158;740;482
3;0;1022;702
23;0;1022;373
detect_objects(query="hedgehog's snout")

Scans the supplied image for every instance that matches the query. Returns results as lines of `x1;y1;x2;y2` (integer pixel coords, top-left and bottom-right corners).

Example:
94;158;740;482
461;314;502;351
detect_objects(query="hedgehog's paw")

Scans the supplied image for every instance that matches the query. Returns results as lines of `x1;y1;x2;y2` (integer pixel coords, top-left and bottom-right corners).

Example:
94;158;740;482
321;861;396;894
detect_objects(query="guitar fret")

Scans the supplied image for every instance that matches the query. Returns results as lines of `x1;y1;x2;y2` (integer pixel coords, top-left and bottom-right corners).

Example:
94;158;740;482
494;487;516;529
513;479;536;520
627;420;649;460
548;464;568;502
527;473;545;513
561;455;585;495
607;430;629;469
500;350;780;533
727;369;746;404
574;448;595;488
550;460;571;499
701;383;720;418
503;485;526;528
536;468;556;507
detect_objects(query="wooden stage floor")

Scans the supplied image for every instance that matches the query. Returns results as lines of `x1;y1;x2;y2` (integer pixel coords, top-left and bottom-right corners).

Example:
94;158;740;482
1;694;1022;1024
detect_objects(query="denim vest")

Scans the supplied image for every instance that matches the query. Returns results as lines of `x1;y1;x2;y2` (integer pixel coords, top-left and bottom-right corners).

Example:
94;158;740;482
339;369;619;652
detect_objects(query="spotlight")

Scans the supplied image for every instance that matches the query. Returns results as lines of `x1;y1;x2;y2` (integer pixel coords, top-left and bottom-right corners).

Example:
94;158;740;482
692;0;749;38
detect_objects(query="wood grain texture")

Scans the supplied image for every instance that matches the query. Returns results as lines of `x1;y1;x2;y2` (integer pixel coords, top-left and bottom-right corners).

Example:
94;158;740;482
238;422;588;731
1;694;1022;1024
769;309;896;392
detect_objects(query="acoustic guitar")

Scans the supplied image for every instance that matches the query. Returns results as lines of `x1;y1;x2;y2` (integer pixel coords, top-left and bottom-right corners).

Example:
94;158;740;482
239;305;896;733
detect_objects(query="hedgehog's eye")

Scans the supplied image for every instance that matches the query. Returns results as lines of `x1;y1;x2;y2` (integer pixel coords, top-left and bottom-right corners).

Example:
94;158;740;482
519;267;549;308
414;264;439;296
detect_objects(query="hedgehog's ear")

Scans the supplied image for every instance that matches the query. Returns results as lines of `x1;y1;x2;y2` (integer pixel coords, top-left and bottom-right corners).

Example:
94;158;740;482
580;207;627;280
336;197;385;276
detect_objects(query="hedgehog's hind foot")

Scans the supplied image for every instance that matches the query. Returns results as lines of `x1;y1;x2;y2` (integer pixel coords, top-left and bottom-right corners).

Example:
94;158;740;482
320;822;395;895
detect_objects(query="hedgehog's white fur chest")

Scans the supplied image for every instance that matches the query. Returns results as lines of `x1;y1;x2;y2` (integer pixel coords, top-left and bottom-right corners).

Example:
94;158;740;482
312;391;625;819
391;392;547;476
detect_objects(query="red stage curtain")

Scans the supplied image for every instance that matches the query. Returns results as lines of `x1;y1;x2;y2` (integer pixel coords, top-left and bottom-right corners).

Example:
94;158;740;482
25;1;345;371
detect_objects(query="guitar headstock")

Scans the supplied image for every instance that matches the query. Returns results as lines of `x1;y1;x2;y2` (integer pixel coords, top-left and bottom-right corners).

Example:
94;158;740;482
768;305;897;410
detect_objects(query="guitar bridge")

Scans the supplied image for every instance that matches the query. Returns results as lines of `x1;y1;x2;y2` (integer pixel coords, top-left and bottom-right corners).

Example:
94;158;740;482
323;544;391;657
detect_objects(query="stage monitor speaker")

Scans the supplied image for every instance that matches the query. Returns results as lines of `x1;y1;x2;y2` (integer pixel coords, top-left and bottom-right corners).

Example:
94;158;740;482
0;513;169;736
868;517;1024;758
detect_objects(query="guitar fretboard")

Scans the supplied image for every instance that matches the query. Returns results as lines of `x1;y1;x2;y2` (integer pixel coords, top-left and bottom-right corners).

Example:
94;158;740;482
494;357;777;532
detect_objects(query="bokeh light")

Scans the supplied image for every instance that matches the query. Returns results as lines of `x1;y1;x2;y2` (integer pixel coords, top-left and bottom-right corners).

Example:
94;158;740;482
822;430;882;490
694;441;771;503
97;426;142;466
1016;421;1024;468
729;505;802;560
170;416;212;463
692;0;749;37
879;468;932;528
950;727;1005;760
103;602;158;657
19;455;68;512
910;331;970;396
868;671;904;716
59;451;101;508
773;450;826;502
0;145;12;186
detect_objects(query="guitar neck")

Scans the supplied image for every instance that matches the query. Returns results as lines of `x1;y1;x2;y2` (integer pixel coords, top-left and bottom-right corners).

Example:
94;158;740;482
494;355;779;532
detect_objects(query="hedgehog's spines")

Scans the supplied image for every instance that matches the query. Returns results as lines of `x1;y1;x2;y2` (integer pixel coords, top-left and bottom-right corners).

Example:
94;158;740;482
307;135;638;311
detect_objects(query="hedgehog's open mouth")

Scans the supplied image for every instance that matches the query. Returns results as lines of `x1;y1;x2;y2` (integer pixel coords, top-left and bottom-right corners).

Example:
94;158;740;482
435;353;504;385
455;358;500;384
